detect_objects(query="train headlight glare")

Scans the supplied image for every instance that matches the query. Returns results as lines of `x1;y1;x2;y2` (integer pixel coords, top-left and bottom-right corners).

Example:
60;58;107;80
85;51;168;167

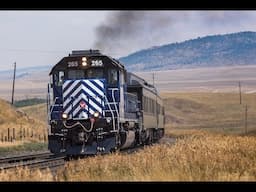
93;112;100;118
62;113;68;119
82;57;87;62
82;61;87;66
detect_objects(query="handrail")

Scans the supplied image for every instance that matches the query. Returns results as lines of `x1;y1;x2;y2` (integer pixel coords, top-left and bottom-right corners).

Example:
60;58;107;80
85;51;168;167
111;88;120;131
105;96;116;131
50;97;59;115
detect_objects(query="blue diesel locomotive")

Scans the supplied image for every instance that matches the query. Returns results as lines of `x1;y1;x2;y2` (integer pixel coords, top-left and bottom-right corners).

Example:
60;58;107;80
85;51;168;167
47;50;165;156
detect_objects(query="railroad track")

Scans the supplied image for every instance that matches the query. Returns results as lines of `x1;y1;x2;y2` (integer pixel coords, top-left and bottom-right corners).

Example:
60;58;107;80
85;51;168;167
0;136;174;171
0;151;65;171
0;151;52;164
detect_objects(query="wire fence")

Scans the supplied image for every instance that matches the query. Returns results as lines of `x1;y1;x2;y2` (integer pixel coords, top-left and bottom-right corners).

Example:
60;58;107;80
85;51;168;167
0;126;47;143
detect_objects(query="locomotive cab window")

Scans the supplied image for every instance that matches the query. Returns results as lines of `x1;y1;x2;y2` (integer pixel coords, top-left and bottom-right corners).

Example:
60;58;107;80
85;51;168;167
68;70;84;80
86;68;104;79
108;69;118;86
54;71;65;86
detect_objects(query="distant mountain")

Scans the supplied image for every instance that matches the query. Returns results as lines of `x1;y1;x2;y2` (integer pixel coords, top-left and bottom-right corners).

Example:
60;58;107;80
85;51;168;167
0;65;50;80
119;31;256;72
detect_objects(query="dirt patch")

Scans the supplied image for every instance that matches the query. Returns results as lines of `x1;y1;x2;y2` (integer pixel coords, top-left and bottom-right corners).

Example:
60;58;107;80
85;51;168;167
164;98;213;114
165;114;184;124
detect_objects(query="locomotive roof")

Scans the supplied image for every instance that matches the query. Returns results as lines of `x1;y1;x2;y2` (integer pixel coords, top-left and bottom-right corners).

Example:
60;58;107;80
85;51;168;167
127;72;158;95
49;50;125;75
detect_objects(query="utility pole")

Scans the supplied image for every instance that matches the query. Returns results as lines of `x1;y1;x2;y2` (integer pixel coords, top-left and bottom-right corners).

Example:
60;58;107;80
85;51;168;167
245;104;248;135
239;81;242;105
152;73;155;87
11;62;16;105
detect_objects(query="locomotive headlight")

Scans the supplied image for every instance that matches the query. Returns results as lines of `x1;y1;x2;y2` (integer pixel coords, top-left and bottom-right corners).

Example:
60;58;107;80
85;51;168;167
82;57;87;62
62;113;68;120
93;111;100;118
81;57;87;66
82;61;87;66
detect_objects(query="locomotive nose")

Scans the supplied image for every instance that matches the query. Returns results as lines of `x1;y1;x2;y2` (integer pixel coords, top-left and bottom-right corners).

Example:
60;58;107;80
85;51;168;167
62;79;105;120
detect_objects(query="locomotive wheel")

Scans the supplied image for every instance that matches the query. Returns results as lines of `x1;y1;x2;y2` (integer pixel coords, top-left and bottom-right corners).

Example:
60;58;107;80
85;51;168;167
110;146;120;153
140;130;147;145
146;129;153;145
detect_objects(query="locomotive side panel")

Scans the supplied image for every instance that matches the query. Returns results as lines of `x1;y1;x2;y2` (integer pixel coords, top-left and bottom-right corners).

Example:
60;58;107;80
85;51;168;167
142;88;158;129
157;98;165;129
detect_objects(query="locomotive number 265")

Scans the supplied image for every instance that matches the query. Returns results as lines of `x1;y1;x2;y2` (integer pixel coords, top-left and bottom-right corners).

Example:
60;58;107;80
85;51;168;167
91;60;103;67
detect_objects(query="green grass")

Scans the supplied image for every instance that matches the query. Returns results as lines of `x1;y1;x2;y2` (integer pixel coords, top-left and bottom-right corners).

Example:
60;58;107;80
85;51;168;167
0;142;47;156
14;98;46;108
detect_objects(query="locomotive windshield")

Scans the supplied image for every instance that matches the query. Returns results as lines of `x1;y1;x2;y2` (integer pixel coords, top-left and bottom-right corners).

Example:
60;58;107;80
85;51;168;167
68;70;84;80
86;68;104;79
67;68;104;80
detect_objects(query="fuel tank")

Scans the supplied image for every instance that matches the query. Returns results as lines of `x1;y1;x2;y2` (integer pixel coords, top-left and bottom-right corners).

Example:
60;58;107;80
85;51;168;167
120;130;135;149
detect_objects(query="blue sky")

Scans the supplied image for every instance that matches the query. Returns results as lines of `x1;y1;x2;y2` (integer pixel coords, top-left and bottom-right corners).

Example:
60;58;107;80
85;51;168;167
0;11;256;71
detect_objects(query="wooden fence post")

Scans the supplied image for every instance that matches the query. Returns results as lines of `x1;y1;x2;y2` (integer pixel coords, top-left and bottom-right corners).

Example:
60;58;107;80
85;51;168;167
7;128;10;142
20;125;22;140
13;128;15;141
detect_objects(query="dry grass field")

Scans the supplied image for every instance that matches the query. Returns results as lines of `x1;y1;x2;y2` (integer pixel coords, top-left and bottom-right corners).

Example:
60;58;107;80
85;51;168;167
162;92;256;135
0;99;47;147
1;129;256;181
20;103;47;125
2;65;256;100
0;92;256;181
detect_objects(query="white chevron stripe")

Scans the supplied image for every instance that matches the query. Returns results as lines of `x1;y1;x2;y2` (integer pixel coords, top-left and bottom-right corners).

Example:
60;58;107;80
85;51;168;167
64;84;89;106
86;81;104;96
73;105;89;118
63;80;80;98
64;92;102;114
89;100;102;113
69;93;88;109
63;87;88;107
64;104;89;119
73;107;95;118
71;98;103;117
62;80;105;119
72;106;81;118
66;96;102;117
86;80;104;96
63;97;71;108
94;79;104;89
73;111;89;119
79;111;88;119
64;104;72;114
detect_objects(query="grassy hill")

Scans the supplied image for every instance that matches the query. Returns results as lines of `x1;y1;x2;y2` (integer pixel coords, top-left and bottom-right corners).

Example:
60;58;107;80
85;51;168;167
0;99;47;146
161;92;256;135
19;103;47;124
10;92;256;136
120;31;256;71
1;92;256;181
